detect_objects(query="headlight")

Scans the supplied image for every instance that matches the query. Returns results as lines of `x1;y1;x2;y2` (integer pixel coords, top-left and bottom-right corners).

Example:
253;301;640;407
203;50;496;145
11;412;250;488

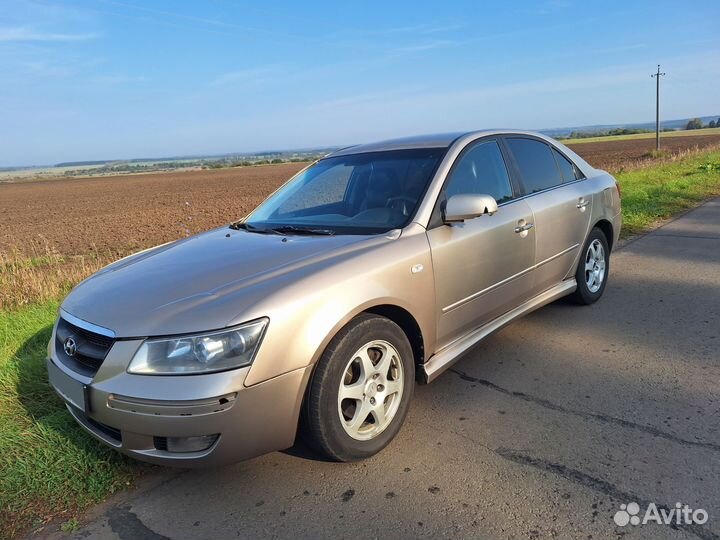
128;319;268;375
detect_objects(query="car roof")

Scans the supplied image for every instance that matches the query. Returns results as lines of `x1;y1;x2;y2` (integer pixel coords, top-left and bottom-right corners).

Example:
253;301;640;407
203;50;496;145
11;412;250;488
329;132;466;156
327;129;552;156
325;129;598;176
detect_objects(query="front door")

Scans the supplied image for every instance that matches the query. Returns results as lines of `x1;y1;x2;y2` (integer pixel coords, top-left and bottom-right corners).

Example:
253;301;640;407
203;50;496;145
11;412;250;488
427;139;536;349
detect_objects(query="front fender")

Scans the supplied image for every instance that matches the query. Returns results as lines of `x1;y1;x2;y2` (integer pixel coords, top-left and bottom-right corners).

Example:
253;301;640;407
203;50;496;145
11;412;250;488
241;226;435;387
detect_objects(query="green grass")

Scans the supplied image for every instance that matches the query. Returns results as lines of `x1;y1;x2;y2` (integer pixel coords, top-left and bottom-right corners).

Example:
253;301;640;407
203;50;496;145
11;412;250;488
0;300;144;538
60;518;80;533
0;147;719;538
616;149;720;236
563;127;720;144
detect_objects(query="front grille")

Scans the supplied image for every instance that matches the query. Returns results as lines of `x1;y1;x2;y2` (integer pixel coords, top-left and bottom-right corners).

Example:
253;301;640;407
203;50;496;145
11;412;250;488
55;317;115;377
154;436;168;451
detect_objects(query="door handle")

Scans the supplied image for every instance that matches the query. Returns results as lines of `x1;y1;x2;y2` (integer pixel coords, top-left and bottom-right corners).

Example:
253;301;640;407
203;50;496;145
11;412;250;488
514;223;534;233
577;199;590;209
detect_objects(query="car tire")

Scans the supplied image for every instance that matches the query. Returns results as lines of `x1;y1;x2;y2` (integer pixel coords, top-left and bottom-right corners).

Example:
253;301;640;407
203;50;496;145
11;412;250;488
570;227;610;305
301;314;414;462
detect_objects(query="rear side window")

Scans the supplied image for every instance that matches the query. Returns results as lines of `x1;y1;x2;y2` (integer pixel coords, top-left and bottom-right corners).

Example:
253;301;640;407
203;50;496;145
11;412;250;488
445;140;513;203
505;138;562;194
552;148;580;182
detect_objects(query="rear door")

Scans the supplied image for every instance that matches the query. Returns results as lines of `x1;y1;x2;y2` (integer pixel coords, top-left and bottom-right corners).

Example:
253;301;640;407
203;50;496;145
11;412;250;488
427;138;536;349
503;137;593;295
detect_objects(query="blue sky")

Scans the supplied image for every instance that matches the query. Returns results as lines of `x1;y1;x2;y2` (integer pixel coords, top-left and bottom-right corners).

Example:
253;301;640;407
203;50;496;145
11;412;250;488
1;0;719;166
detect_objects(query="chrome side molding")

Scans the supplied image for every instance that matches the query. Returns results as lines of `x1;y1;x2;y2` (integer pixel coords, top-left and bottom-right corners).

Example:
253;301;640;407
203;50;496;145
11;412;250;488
421;279;577;383
442;244;579;314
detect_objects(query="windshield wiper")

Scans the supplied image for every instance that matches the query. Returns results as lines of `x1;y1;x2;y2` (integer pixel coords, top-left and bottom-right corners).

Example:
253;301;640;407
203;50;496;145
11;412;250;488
267;225;336;236
228;222;275;234
230;222;336;236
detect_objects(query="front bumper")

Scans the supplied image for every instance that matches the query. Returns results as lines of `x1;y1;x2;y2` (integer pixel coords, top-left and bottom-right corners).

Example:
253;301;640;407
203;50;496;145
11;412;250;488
47;327;311;467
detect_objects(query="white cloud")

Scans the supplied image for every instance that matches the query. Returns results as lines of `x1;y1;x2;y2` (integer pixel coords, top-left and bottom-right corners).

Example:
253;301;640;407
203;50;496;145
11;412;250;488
363;22;465;36
240;49;720;144
91;74;147;85
392;40;455;53
0;27;98;42
211;67;283;87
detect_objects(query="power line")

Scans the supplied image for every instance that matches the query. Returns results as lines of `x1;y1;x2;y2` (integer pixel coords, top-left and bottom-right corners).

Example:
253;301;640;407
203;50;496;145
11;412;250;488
650;64;666;151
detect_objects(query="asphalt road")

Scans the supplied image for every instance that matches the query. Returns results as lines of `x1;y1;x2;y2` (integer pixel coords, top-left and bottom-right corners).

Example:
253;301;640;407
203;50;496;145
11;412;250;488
58;199;719;540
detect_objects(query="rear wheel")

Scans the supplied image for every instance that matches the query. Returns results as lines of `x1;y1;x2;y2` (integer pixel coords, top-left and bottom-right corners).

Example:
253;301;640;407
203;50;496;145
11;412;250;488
570;227;610;304
302;314;414;462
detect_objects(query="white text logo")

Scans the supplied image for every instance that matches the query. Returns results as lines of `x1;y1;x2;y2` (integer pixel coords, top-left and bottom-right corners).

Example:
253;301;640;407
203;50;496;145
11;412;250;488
613;502;708;527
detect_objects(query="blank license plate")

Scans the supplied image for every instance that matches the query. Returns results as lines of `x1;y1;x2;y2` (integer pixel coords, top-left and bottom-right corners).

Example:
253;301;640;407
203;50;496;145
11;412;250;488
48;360;87;412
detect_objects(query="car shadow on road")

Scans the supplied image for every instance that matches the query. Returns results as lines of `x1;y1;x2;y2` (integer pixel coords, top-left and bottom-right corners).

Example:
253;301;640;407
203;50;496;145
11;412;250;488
282;439;329;462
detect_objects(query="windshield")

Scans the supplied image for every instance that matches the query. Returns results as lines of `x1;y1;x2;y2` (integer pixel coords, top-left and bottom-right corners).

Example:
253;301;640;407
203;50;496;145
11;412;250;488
244;148;445;234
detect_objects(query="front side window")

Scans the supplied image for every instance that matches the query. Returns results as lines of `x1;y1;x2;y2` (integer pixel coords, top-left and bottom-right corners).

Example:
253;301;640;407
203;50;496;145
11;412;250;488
505;138;563;194
246;149;445;234
444;140;513;204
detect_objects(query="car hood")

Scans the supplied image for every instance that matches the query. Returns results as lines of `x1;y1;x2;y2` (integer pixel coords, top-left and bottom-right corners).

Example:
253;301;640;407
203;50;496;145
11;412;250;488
61;227;378;337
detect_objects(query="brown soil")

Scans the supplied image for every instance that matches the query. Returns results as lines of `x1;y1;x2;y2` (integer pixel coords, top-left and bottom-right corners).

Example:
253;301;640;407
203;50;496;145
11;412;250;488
0;163;304;257
567;133;720;171
3;133;720;259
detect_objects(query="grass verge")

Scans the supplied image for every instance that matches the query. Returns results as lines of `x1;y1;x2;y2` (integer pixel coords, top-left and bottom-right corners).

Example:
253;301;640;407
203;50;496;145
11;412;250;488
0;246;114;311
0;147;718;538
0;300;145;538
615;149;720;236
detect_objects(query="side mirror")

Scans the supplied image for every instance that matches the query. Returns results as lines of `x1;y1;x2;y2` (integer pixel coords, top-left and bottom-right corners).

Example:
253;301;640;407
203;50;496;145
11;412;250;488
443;194;498;223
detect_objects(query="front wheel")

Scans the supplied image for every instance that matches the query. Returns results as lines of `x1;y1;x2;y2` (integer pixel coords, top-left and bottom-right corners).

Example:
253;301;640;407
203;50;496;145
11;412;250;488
570;227;610;305
301;314;414;462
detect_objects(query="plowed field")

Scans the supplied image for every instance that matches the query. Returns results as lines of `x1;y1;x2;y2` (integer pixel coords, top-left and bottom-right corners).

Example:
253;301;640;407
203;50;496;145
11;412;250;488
3;133;719;258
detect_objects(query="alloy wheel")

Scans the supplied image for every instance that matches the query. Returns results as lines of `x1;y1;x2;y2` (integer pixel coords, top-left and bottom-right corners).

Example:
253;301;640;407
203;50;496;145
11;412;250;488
585;239;606;293
337;340;404;441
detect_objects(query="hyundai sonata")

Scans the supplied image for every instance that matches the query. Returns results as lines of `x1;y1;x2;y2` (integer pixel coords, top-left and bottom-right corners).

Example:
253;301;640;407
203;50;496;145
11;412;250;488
47;130;621;466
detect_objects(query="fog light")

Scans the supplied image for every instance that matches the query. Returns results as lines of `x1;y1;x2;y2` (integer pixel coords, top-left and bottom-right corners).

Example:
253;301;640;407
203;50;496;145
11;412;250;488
156;434;219;453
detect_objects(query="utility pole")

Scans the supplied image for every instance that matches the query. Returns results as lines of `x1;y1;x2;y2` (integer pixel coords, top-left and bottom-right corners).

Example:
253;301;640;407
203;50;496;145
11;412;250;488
651;64;666;151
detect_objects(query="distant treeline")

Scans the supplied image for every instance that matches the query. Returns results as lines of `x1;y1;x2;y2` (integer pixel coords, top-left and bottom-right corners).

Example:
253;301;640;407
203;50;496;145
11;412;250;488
564;120;720;140
56;159;114;167
203;157;317;169
62;160;205;176
59;156;320;177
565;128;659;139
685;117;720;130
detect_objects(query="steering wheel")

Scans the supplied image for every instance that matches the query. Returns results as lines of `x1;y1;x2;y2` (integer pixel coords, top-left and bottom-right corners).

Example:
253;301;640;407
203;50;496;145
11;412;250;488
385;196;416;215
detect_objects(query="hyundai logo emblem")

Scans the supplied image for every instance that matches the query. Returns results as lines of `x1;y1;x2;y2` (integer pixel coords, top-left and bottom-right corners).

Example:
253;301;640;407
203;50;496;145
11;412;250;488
63;337;78;357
